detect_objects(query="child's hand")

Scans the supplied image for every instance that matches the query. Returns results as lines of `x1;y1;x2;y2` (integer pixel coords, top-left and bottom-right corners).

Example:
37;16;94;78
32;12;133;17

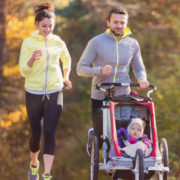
144;143;148;150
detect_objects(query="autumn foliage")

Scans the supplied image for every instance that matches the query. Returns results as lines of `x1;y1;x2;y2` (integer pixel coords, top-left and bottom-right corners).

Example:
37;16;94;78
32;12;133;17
0;0;180;179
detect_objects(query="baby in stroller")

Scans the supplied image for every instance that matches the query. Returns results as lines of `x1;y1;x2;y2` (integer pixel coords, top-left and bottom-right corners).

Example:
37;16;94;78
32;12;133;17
117;118;152;156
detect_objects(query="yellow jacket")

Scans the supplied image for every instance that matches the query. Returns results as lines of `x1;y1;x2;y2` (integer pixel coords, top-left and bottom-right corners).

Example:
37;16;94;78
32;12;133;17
19;30;71;92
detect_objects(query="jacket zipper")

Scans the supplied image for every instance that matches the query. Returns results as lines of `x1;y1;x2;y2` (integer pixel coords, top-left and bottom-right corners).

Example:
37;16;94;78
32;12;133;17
113;39;119;82
44;38;50;99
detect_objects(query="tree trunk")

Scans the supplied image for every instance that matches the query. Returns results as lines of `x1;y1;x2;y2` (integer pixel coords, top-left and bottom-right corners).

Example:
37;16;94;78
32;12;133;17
0;0;6;119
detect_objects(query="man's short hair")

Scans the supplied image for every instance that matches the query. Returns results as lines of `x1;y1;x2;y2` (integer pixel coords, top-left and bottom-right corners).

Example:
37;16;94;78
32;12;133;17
107;7;128;21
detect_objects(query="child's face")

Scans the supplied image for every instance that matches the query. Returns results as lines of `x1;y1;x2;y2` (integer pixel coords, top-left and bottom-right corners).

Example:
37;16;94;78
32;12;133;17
129;123;142;139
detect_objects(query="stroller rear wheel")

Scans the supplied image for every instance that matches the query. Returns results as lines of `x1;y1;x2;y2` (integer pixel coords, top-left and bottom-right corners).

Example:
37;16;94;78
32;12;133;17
90;136;99;180
159;138;168;180
134;149;144;180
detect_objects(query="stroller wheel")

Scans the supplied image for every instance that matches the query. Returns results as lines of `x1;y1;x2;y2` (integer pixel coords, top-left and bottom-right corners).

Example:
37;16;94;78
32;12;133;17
90;136;99;180
134;149;144;180
159;138;168;180
87;128;94;156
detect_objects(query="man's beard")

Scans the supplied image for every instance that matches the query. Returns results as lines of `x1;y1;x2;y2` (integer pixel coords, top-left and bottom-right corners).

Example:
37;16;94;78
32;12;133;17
111;28;123;36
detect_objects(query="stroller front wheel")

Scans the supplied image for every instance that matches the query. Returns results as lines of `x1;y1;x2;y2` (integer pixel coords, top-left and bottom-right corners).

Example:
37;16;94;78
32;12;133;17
90;136;99;180
134;149;144;180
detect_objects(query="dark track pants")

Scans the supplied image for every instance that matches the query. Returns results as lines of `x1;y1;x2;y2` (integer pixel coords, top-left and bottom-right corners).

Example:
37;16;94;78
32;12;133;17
25;92;62;155
91;99;103;148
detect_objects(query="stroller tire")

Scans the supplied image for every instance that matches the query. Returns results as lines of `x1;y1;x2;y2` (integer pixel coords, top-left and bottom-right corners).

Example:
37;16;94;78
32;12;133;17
134;149;144;180
159;138;168;180
90;136;99;180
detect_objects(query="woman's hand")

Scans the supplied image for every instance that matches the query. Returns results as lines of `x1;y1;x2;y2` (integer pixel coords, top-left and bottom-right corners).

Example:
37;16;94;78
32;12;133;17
27;50;43;67
63;79;72;90
32;50;43;61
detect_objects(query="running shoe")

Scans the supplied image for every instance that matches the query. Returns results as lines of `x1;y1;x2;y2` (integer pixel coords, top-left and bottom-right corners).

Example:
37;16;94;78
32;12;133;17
28;162;39;180
42;173;52;180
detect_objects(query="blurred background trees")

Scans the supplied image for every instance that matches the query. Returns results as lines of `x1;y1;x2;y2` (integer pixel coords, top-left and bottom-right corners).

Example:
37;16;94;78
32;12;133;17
0;0;180;179
0;0;6;119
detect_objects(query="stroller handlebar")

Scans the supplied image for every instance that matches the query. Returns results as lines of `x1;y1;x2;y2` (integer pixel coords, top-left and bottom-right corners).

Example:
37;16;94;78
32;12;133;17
96;83;156;90
96;82;157;98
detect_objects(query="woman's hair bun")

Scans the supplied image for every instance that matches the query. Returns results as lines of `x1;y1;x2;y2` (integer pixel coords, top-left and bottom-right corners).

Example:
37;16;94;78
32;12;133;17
35;2;54;14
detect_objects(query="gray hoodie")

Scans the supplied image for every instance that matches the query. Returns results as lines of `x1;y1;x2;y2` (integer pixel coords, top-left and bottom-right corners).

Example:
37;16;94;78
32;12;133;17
77;28;147;100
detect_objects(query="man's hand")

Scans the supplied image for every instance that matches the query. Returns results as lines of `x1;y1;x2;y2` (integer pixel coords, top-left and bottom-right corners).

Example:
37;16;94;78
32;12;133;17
138;80;149;89
100;65;112;75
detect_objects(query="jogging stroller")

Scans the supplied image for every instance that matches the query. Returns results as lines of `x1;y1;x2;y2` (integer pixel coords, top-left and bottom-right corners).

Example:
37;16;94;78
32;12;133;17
88;83;169;180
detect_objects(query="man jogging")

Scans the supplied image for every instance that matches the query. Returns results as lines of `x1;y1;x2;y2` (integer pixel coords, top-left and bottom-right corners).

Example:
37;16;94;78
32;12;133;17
77;7;149;151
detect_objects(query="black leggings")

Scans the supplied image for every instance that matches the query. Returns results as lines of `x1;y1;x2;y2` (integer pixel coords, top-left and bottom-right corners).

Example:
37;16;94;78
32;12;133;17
25;92;62;155
91;99;103;148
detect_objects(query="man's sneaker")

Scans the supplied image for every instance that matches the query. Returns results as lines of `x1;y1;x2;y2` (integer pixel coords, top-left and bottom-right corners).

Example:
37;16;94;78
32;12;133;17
86;128;94;156
28;163;39;180
42;173;52;180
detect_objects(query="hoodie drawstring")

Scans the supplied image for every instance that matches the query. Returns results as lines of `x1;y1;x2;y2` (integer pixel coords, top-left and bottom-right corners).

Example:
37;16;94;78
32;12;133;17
42;93;50;101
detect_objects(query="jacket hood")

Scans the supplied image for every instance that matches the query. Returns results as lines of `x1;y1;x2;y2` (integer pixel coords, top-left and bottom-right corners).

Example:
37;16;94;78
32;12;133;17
105;27;132;40
29;30;59;41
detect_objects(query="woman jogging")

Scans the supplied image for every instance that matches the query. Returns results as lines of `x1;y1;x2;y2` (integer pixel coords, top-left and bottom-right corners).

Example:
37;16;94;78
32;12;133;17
19;2;72;180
